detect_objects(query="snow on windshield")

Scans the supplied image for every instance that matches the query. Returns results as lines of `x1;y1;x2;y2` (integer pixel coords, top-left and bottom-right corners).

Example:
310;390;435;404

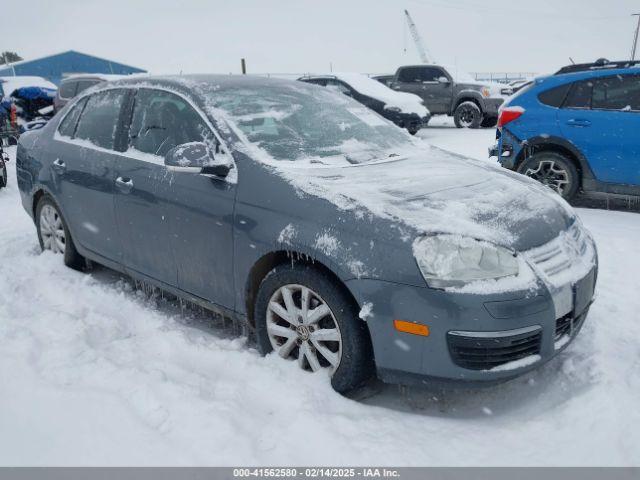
188;80;416;164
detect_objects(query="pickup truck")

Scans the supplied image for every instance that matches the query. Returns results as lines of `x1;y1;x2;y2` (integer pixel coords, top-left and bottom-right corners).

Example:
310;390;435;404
386;65;507;128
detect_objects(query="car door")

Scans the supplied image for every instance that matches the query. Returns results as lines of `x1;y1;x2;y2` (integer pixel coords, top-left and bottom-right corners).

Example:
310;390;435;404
119;88;237;308
417;66;453;114
51;89;128;263
558;75;640;186
113;88;180;285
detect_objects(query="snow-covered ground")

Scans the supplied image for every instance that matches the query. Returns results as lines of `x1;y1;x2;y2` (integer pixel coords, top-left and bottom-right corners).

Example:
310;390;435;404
1;124;639;466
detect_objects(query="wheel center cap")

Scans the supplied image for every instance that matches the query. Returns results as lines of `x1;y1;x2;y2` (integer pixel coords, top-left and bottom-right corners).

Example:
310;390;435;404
296;325;310;340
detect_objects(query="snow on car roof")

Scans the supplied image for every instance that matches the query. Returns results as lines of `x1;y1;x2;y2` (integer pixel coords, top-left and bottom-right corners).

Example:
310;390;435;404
305;72;429;116
0;76;57;97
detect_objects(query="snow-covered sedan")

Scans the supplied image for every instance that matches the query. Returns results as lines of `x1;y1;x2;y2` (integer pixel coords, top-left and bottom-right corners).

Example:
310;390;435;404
299;73;430;134
16;75;597;393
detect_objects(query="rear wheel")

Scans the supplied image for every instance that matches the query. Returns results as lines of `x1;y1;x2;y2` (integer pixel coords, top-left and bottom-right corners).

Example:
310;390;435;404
517;152;579;200
36;195;85;270
254;264;374;393
454;101;483;129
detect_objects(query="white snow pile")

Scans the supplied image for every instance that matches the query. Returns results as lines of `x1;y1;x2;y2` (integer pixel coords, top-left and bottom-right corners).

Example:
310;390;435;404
1;138;640;465
332;72;429;116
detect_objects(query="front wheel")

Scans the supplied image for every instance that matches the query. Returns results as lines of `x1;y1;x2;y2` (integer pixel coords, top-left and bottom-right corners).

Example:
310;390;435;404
36;195;85;270
517;152;579;200
254;264;374;393
454;101;483;129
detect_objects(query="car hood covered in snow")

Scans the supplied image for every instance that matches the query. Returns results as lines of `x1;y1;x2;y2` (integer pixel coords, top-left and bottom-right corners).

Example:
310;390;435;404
271;145;574;252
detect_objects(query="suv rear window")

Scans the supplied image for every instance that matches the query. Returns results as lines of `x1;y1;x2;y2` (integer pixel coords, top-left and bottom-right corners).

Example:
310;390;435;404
74;89;127;150
538;83;571;107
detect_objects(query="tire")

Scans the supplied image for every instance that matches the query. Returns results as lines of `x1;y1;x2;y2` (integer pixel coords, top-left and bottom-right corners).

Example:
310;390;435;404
454;101;483;129
407;127;419;135
517;152;579;200
254;263;374;393
0;165;6;189
35;194;85;270
481;116;498;128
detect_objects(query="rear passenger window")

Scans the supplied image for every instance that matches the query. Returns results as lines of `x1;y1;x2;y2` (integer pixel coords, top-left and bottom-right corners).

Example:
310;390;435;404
592;75;640;111
74;89;127;150
58;81;77;99
57;97;87;138
563;81;593;109
538;83;571;107
128;89;211;157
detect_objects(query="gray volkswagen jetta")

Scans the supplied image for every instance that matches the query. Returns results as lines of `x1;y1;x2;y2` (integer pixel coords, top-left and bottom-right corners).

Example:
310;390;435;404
16;75;597;393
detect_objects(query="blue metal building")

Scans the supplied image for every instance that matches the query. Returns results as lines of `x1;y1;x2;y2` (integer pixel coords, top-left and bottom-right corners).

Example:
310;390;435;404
0;50;146;85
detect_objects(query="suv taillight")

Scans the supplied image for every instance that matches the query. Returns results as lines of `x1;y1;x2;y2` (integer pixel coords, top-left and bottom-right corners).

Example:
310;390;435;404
498;106;524;129
9;104;17;129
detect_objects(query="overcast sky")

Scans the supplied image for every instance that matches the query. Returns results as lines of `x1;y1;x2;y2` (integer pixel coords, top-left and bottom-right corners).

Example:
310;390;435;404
5;0;640;77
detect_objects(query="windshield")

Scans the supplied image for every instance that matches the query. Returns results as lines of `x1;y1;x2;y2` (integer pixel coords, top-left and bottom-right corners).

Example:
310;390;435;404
210;82;415;163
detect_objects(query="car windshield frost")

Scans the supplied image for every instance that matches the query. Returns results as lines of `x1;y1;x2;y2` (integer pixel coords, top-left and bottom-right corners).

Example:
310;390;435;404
210;84;414;163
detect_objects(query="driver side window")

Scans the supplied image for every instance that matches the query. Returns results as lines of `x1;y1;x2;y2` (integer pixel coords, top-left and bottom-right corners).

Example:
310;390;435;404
128;89;212;157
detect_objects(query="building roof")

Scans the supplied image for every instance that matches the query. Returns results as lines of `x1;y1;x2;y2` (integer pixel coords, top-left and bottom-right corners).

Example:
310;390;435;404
0;50;146;84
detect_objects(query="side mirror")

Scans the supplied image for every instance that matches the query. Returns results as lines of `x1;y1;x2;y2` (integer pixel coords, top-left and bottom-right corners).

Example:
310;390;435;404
437;76;450;84
164;142;232;178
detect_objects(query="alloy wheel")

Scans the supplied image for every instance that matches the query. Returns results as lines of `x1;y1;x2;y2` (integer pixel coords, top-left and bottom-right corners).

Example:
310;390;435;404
266;284;342;373
39;204;66;254
524;160;570;195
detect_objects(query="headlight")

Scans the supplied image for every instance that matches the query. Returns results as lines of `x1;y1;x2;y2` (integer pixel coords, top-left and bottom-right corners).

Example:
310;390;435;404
385;106;402;113
413;235;519;289
481;87;491;98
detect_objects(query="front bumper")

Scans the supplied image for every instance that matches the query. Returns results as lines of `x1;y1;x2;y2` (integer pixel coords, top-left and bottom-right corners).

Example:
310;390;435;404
346;266;596;387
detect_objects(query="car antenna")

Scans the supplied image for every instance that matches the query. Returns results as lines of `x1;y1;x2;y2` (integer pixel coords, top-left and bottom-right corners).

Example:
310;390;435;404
569;57;576;65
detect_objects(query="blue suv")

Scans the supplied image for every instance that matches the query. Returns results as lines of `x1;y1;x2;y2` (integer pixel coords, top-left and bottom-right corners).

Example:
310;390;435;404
490;59;640;200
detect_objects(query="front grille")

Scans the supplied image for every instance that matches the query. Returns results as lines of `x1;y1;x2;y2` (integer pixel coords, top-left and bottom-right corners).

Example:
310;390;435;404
448;327;542;371
524;222;592;288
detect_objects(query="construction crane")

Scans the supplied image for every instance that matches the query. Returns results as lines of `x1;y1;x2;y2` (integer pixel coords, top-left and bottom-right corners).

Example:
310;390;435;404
404;9;434;64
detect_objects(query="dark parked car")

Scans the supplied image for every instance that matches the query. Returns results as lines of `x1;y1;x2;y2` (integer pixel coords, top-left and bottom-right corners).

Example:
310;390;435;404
53;74;127;112
298;73;430;134
387;64;507;128
17;75;597;393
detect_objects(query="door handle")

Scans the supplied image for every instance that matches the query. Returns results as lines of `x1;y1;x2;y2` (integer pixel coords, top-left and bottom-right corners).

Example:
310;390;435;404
566;119;591;127
115;176;134;193
52;158;66;173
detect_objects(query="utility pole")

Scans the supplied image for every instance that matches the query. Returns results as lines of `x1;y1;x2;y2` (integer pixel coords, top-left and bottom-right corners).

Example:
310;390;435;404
632;14;640;61
241;58;247;74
